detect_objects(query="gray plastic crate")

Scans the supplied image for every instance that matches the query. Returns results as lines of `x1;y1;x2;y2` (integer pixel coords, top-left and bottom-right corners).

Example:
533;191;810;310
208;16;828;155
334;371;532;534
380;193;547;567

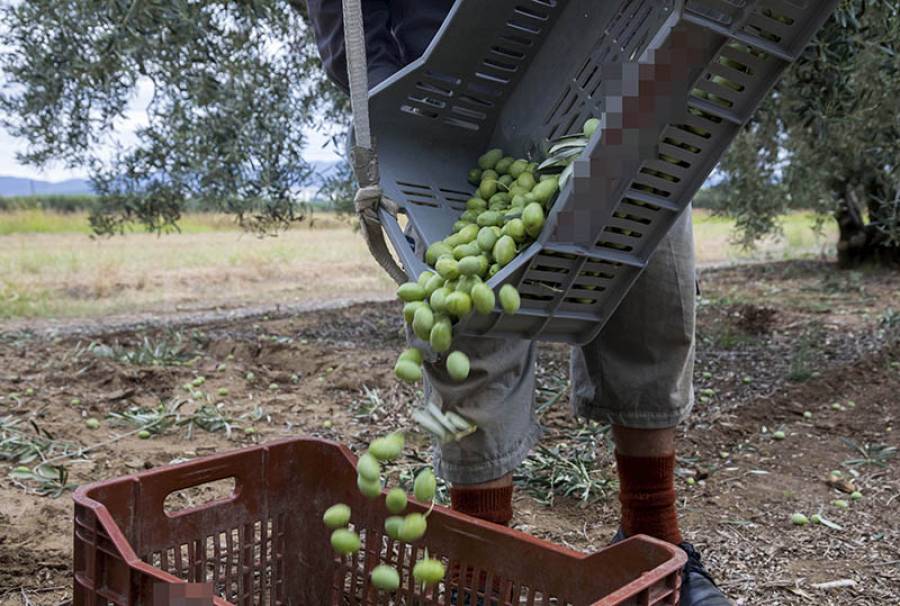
370;0;837;345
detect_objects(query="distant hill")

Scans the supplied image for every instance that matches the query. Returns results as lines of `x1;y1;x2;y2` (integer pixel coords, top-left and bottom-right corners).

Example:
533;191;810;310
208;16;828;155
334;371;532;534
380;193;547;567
0;176;94;197
0;160;343;199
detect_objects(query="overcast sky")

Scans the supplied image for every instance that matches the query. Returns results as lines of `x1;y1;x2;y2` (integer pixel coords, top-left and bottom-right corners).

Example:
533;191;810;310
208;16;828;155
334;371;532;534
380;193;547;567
0;77;342;183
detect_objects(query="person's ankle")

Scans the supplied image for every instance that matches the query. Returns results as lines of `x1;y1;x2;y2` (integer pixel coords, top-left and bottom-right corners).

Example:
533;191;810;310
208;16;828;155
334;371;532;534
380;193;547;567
450;474;514;525
616;451;683;544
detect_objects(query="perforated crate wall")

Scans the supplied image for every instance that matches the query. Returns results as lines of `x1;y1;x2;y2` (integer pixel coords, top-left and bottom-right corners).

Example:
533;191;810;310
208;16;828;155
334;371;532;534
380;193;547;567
371;0;838;344
73;438;686;605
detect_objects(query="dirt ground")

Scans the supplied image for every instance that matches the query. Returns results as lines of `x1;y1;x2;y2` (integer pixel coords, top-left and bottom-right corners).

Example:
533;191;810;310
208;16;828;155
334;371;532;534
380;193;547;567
0;261;897;605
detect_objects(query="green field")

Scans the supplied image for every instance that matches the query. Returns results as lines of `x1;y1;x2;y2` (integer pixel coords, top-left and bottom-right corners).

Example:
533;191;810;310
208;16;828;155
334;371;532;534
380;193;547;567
0;209;258;236
0;209;836;321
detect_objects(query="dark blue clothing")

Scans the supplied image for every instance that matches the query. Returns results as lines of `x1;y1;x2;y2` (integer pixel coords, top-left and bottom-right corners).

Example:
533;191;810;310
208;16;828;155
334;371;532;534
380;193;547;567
306;0;453;94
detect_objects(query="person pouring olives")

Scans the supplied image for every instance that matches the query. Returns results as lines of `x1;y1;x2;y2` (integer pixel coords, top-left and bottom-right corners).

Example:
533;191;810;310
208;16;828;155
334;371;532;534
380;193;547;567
306;1;733;604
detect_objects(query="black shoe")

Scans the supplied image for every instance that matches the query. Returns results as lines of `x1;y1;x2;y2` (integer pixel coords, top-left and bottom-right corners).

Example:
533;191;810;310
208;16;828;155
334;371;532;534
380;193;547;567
678;542;732;606
609;530;731;605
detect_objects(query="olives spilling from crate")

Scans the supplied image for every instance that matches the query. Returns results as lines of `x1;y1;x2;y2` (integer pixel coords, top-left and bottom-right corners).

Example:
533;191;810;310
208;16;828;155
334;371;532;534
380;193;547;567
324;120;599;588
321;432;446;589
392;119;598;394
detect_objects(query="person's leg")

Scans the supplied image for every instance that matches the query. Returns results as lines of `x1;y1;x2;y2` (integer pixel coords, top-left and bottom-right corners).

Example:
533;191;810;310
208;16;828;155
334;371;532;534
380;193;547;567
571;206;695;543
390;0;455;65
419;333;541;525
307;0;405;94
573;209;732;604
612;426;681;544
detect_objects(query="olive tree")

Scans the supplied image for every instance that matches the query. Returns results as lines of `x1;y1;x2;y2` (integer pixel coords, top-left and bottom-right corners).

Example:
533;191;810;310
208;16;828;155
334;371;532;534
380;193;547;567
0;0;347;234
718;0;900;267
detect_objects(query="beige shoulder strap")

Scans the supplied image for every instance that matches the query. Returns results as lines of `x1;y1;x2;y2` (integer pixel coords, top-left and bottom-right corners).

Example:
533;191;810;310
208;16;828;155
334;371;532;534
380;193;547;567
341;0;408;285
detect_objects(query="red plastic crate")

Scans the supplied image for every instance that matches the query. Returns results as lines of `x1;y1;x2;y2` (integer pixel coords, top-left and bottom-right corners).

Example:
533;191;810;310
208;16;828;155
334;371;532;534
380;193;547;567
73;437;686;605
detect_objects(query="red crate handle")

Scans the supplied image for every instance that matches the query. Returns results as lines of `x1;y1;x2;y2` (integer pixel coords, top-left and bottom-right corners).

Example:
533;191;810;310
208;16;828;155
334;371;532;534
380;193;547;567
131;448;268;554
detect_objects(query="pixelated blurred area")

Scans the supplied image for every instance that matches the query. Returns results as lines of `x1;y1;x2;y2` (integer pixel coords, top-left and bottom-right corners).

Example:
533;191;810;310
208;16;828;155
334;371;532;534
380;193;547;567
154;582;214;605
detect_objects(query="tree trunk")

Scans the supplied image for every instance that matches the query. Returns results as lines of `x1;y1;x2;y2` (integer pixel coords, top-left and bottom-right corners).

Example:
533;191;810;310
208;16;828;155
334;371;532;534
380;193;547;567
834;186;900;268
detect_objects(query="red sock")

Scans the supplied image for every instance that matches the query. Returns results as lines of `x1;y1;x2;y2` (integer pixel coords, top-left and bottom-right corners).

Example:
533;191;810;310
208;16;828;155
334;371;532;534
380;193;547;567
450;484;513;525
616;451;683;545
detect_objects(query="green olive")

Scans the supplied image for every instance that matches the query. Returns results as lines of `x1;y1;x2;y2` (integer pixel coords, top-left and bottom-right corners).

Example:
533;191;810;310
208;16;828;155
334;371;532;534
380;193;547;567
478;179;497;200
458;255;483;277
467;168;483;185
429;287;451;313
478;149;503;170
436;256;460;280
488;193;511;206
417;271;434;288
495;156;515;174
323;503;351;529
501;218;526;243
394;359;422;383
412;305;435;341
357;474;382;499
790;513;809;526
445;292;472;318
397;282;426;302
413;468;437;502
477;226;499;252
386;488;408;514
429;318;453;353
412;558;446;585
457;223;480;243
532;177;559;206
370;564;401;591
466;197;487;211
477;211;502;227
471;283;496;315
357;453;381;482
403;301;426;324
398;347;424;365
499;284;521;313
426;242;452;266
398;513;427;542
330;528;361;555
492;235;517;266
522;202;545;238
369;433;405;461
453;242;481;260
455;274;480;295
446;351;470;382
508;159;528;178
384;515;404;540
517;172;536;191
460;209;479;223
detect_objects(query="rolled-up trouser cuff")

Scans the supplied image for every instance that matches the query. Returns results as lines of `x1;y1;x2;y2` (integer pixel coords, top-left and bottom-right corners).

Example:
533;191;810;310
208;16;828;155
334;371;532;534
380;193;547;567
421;334;541;485
434;422;543;485
572;395;694;429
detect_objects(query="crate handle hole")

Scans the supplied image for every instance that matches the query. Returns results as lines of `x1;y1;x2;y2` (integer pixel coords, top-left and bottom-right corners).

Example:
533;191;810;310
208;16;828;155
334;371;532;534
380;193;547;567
163;477;237;517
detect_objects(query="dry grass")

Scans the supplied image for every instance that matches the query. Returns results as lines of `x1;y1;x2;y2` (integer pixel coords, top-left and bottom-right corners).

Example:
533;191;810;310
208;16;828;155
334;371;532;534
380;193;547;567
693;209;835;263
0;226;395;320
0;210;837;321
